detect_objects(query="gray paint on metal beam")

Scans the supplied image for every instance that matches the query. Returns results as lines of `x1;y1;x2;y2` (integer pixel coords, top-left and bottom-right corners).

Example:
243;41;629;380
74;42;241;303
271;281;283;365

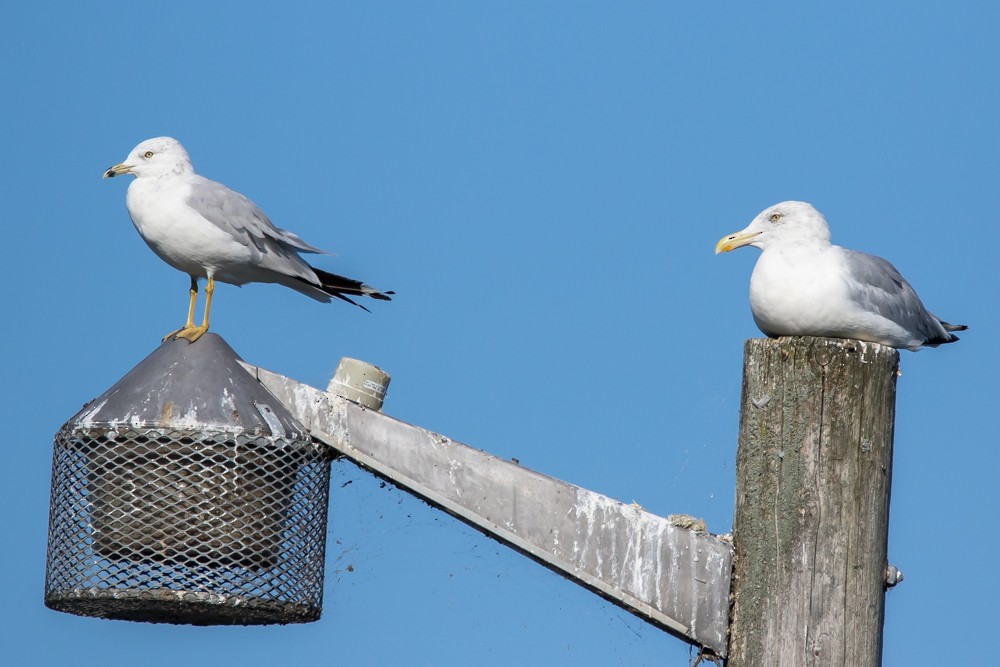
240;361;733;655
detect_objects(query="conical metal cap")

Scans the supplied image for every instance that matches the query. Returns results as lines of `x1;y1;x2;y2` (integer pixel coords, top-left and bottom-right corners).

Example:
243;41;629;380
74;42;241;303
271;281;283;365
66;333;306;439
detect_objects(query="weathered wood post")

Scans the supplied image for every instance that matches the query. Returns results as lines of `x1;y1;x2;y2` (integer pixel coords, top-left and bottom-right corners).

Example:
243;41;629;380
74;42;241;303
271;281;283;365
727;337;898;666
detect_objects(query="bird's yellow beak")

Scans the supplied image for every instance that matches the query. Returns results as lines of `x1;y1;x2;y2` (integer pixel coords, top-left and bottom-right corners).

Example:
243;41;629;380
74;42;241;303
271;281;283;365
103;162;132;179
715;230;762;254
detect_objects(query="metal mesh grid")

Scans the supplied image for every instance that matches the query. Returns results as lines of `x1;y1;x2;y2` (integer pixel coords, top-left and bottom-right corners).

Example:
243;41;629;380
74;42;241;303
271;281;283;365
45;425;334;625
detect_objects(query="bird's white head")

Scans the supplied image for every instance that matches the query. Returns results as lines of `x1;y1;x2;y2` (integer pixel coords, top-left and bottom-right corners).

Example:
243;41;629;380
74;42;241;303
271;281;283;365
715;201;831;253
103;137;193;180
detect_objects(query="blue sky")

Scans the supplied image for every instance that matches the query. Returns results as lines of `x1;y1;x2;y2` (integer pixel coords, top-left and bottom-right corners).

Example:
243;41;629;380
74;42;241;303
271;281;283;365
2;3;996;665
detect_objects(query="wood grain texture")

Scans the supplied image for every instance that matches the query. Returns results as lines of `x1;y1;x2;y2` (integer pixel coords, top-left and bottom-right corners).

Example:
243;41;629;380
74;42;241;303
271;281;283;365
727;337;898;667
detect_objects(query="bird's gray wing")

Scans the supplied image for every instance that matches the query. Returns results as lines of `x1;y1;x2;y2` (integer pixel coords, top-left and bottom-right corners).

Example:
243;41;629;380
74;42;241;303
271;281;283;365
186;177;328;277
841;249;946;340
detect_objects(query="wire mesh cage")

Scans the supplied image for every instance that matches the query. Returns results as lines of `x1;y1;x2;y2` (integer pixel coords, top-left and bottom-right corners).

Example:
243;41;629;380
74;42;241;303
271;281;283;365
44;335;335;625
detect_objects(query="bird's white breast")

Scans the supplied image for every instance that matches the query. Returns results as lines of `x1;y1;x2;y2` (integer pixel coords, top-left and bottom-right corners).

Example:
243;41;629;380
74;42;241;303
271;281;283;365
748;244;853;337
126;178;250;280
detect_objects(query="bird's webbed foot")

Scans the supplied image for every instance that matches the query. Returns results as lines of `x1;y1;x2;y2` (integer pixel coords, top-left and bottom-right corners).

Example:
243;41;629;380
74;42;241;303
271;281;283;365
162;325;209;343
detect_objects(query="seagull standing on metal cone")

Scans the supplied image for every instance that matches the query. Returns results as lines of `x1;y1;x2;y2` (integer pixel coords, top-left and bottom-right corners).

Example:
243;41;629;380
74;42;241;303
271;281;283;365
104;136;393;343
715;201;965;351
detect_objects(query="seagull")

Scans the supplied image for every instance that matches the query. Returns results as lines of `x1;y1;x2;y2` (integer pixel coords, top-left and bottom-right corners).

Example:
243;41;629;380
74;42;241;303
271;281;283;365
715;201;965;351
104;137;392;342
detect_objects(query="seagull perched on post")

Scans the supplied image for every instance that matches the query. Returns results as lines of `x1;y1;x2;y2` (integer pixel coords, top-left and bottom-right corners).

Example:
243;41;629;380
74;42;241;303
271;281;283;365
715;201;965;351
104;136;392;343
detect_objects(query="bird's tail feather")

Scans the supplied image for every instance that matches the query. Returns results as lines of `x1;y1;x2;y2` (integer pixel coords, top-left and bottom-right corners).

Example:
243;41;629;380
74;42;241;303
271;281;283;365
304;267;394;312
940;321;968;332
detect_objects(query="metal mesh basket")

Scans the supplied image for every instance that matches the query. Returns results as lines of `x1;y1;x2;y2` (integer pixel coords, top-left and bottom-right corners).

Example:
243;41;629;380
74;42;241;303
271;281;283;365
45;424;333;625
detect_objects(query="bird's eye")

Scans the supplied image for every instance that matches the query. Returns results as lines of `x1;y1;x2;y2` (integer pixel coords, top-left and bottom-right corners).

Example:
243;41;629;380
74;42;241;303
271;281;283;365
144;151;154;158
770;213;781;222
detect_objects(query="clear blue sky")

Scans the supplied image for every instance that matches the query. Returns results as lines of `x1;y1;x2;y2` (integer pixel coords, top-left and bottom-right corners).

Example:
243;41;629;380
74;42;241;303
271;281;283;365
3;3;996;665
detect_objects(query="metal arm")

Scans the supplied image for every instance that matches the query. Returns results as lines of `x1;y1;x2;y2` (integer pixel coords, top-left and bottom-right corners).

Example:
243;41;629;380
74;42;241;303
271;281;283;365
240;360;733;656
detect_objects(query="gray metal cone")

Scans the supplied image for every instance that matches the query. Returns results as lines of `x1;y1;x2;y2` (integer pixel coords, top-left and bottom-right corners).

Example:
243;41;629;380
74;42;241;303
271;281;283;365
66;333;306;439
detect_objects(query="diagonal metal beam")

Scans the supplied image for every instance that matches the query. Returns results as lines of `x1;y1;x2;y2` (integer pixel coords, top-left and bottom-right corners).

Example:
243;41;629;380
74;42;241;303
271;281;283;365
241;361;733;656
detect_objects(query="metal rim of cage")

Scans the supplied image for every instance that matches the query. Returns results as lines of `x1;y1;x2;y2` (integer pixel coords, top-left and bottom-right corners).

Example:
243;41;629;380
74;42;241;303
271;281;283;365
45;422;335;626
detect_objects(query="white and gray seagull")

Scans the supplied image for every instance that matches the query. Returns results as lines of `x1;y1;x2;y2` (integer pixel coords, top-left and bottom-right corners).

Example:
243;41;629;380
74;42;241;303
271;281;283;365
715;201;965;351
104;136;392;342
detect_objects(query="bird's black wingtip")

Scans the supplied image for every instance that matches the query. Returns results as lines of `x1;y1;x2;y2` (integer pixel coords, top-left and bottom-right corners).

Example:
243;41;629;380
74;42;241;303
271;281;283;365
328;292;372;312
923;332;963;348
919;320;967;347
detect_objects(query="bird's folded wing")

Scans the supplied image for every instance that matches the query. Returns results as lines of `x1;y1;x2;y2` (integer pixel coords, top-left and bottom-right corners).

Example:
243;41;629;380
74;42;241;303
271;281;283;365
187;178;331;256
841;249;939;332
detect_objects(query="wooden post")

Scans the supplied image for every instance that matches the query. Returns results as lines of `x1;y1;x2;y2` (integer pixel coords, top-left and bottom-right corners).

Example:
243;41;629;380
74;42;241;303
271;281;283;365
727;337;898;666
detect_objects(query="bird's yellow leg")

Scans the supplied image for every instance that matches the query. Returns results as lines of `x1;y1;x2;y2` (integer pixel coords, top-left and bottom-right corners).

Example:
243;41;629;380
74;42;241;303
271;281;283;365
173;276;213;343
163;276;200;342
183;277;198;329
